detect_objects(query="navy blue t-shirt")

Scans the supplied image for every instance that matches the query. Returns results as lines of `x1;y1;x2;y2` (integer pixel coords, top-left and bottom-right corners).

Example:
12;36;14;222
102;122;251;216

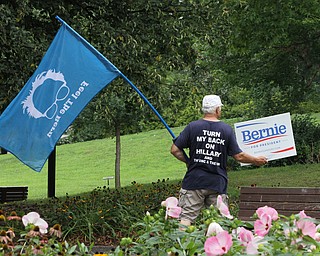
174;119;242;194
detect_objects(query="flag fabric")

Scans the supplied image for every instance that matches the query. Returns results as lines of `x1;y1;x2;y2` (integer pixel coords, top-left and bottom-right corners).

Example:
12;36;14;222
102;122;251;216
0;22;120;172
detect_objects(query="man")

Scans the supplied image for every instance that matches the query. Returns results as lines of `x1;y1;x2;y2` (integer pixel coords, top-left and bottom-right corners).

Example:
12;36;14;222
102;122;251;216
171;95;268;226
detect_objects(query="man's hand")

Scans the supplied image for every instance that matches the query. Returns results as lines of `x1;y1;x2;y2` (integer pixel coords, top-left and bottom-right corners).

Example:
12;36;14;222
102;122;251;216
253;156;268;166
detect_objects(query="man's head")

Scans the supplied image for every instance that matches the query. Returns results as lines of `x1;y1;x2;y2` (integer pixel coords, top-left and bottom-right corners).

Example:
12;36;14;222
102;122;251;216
202;95;223;114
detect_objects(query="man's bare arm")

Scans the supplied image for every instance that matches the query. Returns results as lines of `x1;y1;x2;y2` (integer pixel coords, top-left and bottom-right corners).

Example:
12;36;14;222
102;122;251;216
171;144;188;164
233;152;268;166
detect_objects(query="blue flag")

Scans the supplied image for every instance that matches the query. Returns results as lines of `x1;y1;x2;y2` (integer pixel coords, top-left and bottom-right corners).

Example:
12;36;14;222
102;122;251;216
0;22;120;172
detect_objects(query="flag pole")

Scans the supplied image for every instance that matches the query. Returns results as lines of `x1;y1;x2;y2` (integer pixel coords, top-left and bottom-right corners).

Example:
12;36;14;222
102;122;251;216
55;16;176;139
48;146;56;198
119;75;176;138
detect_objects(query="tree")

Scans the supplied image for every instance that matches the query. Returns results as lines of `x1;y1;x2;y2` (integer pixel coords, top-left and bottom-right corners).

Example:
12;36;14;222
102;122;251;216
199;0;320;117
0;0;203;188
0;1;53;113
60;0;217;187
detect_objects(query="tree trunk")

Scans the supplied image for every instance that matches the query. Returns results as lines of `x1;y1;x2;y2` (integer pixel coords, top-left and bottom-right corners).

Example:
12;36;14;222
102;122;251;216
115;122;121;188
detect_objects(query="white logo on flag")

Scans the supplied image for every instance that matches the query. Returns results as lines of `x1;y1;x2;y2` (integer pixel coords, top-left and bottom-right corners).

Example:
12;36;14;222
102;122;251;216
21;69;70;119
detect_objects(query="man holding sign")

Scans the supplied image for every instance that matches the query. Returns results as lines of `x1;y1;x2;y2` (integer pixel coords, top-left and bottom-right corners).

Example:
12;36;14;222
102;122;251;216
171;95;268;226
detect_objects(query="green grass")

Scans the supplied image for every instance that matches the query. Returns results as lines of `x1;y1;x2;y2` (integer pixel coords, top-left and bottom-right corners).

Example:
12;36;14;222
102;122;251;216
1;120;320;201
0;127;185;199
227;164;320;199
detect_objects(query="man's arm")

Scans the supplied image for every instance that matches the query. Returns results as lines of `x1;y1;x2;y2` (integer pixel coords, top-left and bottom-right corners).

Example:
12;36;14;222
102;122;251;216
171;144;188;164
233;152;268;166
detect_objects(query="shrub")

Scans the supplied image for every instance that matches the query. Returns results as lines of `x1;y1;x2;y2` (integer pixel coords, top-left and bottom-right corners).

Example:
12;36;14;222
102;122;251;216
269;114;320;166
292;114;320;164
1;179;182;245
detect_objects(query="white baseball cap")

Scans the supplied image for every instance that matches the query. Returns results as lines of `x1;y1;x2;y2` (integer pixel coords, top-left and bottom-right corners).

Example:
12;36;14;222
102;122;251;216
202;95;223;110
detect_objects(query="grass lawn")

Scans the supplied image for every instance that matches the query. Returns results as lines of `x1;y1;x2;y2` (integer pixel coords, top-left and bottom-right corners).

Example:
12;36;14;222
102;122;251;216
227;163;320;199
0;127;185;199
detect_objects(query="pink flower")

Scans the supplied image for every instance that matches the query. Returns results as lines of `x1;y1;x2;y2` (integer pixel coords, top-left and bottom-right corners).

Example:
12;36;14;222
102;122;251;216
49;224;62;238
216;195;233;219
315;224;320;242
22;212;48;234
237;227;254;246
27;227;42;237
32;244;44;255
254;213;272;236
162;197;181;219
204;230;233;256
0;230;12;244
6;211;22;221
299;210;310;219
256;206;278;221
296;212;316;239
246;236;266;255
6;229;15;240
206;222;224;236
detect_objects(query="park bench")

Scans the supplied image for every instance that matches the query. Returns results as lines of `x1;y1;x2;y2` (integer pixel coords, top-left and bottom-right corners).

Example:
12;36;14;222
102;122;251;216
0;186;28;203
238;186;320;221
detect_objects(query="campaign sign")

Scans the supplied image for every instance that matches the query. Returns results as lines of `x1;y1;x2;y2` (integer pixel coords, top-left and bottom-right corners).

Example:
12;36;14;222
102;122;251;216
234;112;297;162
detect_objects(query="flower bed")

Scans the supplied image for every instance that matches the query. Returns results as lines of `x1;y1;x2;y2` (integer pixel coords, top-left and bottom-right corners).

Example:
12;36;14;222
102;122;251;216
111;195;320;255
1;194;320;255
0;211;93;255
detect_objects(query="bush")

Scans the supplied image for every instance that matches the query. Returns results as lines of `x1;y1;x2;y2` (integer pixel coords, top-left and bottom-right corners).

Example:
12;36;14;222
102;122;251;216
269;114;320;166
0;179;182;245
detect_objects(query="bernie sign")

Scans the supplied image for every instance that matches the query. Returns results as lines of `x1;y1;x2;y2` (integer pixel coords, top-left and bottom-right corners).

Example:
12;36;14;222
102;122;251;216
234;112;297;163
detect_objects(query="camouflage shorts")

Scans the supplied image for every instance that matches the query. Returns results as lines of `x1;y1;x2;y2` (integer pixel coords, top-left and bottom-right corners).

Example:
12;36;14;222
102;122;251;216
178;188;228;223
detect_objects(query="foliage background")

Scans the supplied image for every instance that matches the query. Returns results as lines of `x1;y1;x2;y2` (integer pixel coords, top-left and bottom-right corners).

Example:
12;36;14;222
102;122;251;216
0;0;319;142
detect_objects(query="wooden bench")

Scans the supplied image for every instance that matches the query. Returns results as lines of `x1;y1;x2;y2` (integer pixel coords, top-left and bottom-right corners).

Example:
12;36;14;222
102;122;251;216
0;186;28;203
238;186;320;221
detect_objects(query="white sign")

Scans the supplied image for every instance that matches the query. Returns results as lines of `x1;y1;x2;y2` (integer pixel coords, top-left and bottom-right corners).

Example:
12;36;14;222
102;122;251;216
234;112;297;162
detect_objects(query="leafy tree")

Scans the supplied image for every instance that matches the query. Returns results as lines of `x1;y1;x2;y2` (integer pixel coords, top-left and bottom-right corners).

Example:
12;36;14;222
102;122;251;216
0;1;50;113
64;0;201;187
201;0;320;117
0;0;202;187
